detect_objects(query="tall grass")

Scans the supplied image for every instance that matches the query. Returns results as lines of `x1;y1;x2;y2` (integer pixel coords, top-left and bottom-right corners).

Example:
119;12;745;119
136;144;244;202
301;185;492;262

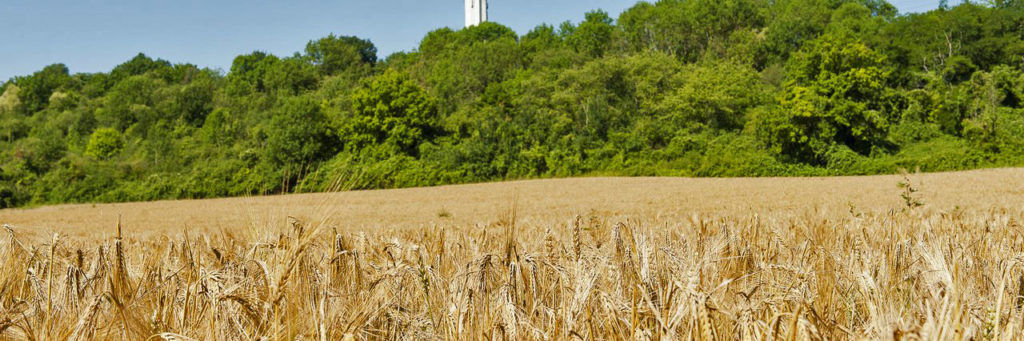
1;205;1023;339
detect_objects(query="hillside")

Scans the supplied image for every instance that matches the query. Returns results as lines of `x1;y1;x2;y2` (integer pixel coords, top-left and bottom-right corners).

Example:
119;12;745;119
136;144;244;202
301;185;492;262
3;1;1024;208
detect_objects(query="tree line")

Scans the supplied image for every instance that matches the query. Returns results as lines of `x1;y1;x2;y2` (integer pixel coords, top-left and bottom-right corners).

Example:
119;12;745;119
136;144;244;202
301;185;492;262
2;0;1024;208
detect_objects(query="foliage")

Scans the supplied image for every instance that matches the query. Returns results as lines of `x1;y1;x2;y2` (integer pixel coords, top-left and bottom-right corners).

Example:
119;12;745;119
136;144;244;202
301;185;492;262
263;95;337;174
760;33;899;163
305;34;377;77
567;10;615;58
340;69;438;155
4;0;1024;207
85;127;124;160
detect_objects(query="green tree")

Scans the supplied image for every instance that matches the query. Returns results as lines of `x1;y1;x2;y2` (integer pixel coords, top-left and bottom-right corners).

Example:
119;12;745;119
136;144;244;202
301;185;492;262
986;0;1024;9
97;75;163;132
86;127;124;160
879;3;1024;81
264;95;335;167
5;0;1024;209
761;33;897;162
227;51;280;93
13;64;71;113
521;24;562;54
415;22;521;115
521;25;583;70
460;21;518;43
174;72;217;125
201;108;241;147
0;84;20;113
340;69;438;155
418;28;458;55
658;60;769;131
264;57;319;95
305;34;377;77
568;10;615;58
618;0;767;62
110;53;174;83
760;0;833;65
0;85;26;143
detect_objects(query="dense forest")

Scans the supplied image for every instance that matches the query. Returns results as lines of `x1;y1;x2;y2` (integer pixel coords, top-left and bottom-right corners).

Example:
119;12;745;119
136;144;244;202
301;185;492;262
2;0;1024;208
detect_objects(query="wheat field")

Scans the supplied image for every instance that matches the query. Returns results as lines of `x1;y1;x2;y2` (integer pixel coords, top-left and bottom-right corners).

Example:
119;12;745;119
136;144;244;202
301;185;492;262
1;169;1024;339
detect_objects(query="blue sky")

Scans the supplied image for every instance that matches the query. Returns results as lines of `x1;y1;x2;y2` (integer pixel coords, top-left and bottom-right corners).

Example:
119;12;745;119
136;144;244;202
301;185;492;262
1;0;943;81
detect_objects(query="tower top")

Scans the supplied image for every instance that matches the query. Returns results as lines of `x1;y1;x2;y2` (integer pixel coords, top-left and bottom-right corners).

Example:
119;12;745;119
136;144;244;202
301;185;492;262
465;0;488;28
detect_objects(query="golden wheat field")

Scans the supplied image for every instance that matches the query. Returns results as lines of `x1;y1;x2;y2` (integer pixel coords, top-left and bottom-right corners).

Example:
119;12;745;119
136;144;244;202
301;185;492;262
1;168;1023;340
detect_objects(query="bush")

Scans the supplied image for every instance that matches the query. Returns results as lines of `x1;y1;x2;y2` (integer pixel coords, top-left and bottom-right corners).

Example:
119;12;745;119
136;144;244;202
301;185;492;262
85;128;124;160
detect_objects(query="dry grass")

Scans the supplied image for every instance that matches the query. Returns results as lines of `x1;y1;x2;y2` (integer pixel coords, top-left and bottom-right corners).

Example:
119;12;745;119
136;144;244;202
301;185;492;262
0;169;1023;339
3;168;1023;240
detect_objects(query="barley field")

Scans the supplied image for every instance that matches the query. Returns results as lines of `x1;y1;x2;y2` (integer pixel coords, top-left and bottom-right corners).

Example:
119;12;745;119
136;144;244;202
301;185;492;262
1;168;1023;339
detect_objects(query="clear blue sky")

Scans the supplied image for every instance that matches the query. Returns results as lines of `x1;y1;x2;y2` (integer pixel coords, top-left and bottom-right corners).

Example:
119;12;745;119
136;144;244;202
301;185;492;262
0;0;942;81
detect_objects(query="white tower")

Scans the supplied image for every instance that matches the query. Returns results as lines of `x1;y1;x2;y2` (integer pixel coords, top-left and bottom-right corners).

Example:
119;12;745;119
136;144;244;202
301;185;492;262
465;0;488;27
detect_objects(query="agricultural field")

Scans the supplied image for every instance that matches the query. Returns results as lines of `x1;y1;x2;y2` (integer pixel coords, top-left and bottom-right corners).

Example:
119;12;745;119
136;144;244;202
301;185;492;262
1;168;1023;339
6;0;1024;339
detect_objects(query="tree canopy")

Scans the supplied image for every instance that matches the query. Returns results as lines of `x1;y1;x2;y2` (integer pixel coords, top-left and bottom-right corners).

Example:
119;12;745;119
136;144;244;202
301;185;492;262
3;0;1024;208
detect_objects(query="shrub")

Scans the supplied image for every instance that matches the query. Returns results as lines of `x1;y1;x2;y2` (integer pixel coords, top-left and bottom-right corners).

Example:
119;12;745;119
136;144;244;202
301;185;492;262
85;128;124;160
